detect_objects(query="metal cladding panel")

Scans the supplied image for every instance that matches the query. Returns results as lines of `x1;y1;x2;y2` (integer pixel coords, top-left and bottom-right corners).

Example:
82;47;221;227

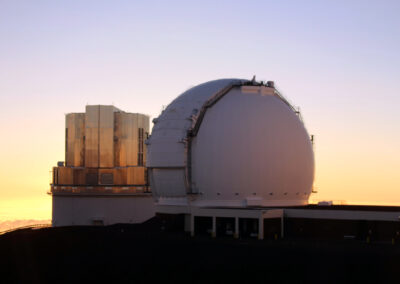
65;114;73;166
115;113;149;167
73;168;86;185
113;167;147;185
150;169;186;197
140;115;150;165
127;167;146;185
85;106;99;168
54;167;148;186
113;112;122;167
147;79;247;168
147;79;247;201
129;113;139;166
114;167;128;185
52;167;58;184
65;113;85;167
115;113;136;167
99;106;114;168
54;105;150;189
137;114;149;166
147;142;185;167
57;167;74;185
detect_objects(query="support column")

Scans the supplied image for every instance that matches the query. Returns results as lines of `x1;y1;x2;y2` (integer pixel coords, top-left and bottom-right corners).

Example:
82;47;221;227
212;216;216;238
234;217;239;239
281;214;284;239
258;217;264;240
190;214;195;237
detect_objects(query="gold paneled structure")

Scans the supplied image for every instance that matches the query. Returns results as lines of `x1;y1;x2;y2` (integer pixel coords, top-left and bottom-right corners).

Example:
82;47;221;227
52;105;150;194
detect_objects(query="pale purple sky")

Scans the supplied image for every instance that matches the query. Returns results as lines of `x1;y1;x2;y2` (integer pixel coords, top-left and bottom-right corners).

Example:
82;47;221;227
0;0;399;219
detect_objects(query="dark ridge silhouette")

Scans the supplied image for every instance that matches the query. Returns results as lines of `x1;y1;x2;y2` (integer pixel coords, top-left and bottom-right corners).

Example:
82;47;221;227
0;219;51;232
1;216;399;284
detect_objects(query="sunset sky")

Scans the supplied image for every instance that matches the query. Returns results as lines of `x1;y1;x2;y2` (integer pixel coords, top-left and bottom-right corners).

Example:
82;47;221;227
0;0;399;220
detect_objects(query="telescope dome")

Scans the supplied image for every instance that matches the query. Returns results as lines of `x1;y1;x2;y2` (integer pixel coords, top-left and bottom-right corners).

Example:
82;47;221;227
147;78;314;208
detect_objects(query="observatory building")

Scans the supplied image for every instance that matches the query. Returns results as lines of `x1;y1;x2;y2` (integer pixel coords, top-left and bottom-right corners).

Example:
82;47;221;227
147;79;314;207
49;80;400;242
50;105;154;226
147;78;314;238
146;79;400;241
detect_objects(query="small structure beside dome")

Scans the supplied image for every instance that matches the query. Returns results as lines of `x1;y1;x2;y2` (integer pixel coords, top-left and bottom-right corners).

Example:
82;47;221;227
50;105;154;226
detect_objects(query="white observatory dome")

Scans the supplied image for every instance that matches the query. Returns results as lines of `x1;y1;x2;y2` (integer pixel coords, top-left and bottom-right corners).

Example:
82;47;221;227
147;79;314;209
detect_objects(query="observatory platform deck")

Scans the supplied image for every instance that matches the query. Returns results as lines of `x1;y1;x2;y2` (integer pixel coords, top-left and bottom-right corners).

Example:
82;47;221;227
157;204;400;242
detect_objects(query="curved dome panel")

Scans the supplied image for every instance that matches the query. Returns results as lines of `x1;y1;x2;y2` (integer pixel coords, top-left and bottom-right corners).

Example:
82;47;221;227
147;79;247;168
147;79;248;198
147;79;314;208
191;87;314;207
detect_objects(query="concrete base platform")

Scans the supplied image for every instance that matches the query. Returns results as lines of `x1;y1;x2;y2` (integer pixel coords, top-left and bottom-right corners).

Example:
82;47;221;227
52;194;155;226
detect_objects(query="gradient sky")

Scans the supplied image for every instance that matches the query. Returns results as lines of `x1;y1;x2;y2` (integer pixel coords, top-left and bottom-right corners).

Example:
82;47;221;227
0;0;399;220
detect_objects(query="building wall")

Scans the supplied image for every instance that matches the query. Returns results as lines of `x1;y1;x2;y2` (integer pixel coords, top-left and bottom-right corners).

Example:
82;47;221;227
54;106;150;186
114;112;149;167
64;106;150;169
65;113;85;167
99;105;115;168
52;195;155;226
85;105;100;168
52;105;152;227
